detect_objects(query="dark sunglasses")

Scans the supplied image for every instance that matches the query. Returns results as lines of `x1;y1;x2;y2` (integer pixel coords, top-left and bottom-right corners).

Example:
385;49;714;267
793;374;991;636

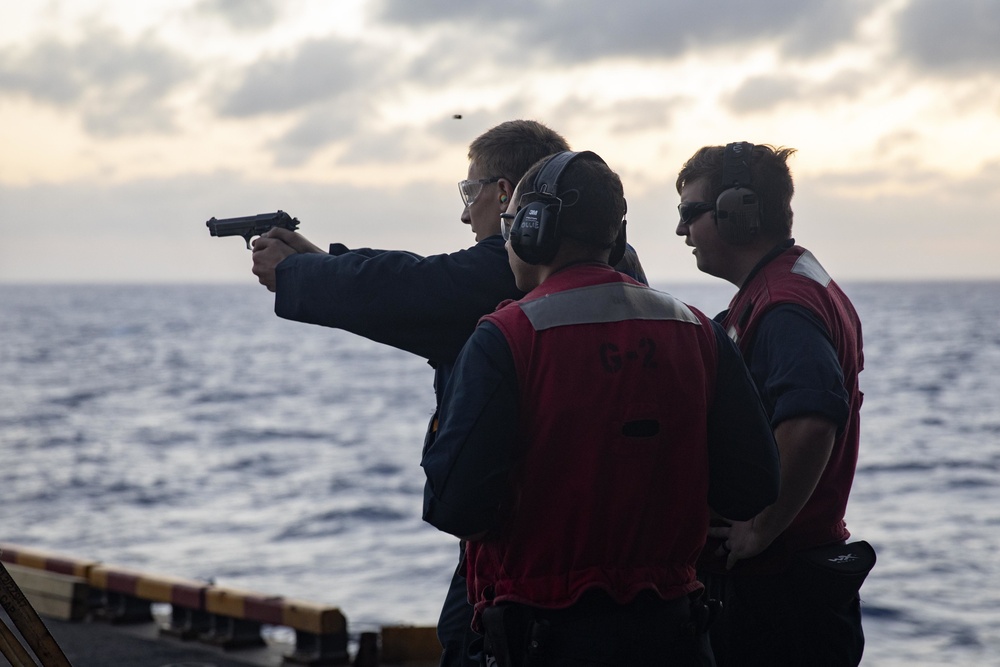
677;201;716;225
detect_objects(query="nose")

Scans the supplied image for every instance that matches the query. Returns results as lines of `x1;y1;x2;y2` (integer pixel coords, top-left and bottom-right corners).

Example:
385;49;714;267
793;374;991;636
461;205;471;225
675;219;689;237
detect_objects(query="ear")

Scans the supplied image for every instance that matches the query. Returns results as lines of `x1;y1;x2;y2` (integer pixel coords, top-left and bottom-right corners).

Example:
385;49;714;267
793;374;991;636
497;178;516;210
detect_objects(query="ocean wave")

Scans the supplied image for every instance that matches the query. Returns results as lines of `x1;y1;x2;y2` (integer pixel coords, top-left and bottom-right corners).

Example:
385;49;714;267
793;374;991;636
3;282;999;664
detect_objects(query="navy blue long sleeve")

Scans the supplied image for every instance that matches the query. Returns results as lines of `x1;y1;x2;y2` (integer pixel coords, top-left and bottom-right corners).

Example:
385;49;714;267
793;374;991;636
274;235;520;364
273;235;522;403
421;321;518;539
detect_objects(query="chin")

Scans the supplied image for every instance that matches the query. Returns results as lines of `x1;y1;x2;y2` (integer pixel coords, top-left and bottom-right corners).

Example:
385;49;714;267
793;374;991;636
512;270;539;292
695;256;715;276
697;261;728;282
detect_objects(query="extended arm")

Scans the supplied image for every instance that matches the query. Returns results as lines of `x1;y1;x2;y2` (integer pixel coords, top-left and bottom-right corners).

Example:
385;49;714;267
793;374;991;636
270;235;520;364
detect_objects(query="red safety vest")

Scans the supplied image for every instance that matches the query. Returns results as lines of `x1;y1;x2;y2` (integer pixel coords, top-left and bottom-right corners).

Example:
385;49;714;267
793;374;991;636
466;263;719;622
724;245;864;559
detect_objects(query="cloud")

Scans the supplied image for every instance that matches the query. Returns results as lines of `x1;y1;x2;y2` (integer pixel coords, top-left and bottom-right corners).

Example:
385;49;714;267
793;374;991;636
435;97;552;138
724;68;876;114
606;97;683;135
725;75;805;113
424;114;495;145
376;0;872;62
335;128;431;166
193;0;282;31
814;69;872;99
372;0;518;25
952;159;1000;197
0;26;192;137
800;152;1000;205
268;103;365;167
894;0;1000;75
267;102;487;168
547;95;683;138
217;37;379;116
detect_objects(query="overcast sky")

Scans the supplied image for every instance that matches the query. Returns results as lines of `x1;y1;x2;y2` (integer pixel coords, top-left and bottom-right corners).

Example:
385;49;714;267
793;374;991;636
1;0;998;285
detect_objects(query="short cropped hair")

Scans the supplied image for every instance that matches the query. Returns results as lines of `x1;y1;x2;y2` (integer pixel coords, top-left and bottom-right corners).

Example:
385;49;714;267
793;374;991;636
676;144;797;239
519;153;626;251
469;120;571;184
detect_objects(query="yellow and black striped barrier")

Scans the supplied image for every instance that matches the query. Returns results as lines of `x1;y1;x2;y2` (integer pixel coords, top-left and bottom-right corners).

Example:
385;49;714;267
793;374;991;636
0;542;439;666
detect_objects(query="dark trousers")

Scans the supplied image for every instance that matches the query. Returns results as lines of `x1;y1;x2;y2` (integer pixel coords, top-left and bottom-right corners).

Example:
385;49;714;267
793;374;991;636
701;569;864;667
481;590;716;667
437;543;481;667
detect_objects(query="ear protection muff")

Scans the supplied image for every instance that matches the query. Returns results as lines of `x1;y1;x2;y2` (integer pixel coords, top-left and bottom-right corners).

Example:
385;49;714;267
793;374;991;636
716;142;760;245
509;150;619;265
509;151;581;265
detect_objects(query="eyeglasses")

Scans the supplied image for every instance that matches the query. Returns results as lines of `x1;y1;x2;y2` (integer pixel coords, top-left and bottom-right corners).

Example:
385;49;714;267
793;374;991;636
499;213;516;240
458;176;502;207
677;201;716;225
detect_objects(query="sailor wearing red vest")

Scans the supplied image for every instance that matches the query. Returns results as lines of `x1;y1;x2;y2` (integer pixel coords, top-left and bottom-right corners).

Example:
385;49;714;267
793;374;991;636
676;143;871;666
423;150;780;666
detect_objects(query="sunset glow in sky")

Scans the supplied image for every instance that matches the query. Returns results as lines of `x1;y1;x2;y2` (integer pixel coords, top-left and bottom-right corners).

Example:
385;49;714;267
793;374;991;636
2;0;998;284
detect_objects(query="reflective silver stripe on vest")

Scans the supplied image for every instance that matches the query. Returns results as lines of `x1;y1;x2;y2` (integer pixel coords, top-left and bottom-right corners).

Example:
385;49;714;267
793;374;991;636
791;249;832;287
518;282;700;331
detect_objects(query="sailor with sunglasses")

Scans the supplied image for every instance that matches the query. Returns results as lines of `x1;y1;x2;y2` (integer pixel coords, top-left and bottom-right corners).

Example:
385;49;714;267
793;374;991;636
676;143;869;666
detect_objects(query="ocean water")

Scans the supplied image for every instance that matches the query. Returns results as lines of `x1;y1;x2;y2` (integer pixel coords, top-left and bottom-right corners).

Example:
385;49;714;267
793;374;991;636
1;281;998;666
